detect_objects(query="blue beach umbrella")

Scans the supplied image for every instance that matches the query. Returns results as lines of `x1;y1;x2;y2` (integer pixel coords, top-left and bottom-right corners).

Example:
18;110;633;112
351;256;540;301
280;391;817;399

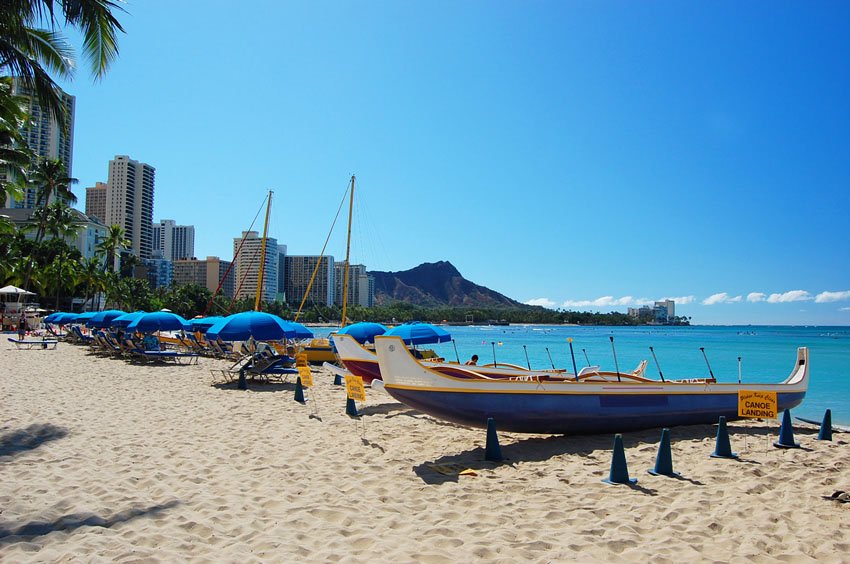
126;311;190;333
44;312;65;323
206;311;300;342
53;312;78;325
189;316;225;333
111;310;146;328
86;309;126;328
337;322;387;344
286;321;314;339
74;311;98;324
384;321;451;345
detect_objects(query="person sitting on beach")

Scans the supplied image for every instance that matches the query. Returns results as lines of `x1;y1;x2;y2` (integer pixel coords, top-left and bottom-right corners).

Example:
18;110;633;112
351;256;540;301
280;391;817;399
143;333;160;351
465;354;479;366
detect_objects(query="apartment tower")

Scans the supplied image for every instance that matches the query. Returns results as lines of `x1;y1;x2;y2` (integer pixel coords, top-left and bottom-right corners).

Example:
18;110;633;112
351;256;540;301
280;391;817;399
85;182;107;223
153;219;195;261
173;256;235;299
284;255;335;307
232;231;279;302
104;155;155;259
3;79;76;208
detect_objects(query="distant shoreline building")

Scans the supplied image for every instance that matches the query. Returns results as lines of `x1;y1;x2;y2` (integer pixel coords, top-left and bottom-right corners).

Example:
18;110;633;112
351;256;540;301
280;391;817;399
233;231;278;302
628;300;676;324
153;219;195;261
173;256;235;299
284;255;335;307
333;262;375;308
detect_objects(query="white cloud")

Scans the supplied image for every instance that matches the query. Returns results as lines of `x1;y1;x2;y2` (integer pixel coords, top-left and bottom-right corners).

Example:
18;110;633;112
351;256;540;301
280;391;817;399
766;290;812;303
562;296;634;308
747;292;766;303
525;297;556;308
702;293;743;305
815;290;850;303
661;295;695;305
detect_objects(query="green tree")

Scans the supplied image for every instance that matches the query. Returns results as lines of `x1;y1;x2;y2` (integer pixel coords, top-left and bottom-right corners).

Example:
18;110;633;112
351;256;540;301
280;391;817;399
76;256;104;310
96;223;129;272
27;159;77;242
0;77;31;206
43;245;78;308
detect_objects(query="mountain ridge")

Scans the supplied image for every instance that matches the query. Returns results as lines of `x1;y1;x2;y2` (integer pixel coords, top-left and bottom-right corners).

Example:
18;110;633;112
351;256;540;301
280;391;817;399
368;261;528;308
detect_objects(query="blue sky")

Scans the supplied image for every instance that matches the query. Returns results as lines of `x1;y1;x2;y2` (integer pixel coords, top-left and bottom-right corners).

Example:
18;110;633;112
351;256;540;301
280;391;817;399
59;1;849;325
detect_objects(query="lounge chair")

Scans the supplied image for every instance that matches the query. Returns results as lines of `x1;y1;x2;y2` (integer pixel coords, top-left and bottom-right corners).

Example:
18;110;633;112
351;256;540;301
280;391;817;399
210;350;296;384
7;337;58;350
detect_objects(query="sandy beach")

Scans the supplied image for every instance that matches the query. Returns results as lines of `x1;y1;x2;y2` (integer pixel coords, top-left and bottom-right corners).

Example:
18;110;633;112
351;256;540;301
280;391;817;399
2;341;849;562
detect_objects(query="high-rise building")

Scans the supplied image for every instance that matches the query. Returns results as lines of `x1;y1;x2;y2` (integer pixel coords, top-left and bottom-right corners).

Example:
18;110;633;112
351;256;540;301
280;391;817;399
85;182;107;223
144;252;174;289
333;262;374;307
104;155;155;259
172;256;235;299
153;219;195;261
359;274;375;308
277;244;288;296
232;231;279;302
3;79;76;208
284;255;335;307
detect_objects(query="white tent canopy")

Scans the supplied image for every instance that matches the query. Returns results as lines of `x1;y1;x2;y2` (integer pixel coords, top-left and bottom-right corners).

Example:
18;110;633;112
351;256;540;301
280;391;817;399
0;285;36;296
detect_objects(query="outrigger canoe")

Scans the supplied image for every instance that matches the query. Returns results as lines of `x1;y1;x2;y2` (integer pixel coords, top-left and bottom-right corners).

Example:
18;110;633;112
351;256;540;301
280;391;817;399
331;334;647;384
374;336;809;435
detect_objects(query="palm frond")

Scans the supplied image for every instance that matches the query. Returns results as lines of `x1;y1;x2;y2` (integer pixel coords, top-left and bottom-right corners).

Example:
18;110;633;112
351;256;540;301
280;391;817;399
60;0;126;79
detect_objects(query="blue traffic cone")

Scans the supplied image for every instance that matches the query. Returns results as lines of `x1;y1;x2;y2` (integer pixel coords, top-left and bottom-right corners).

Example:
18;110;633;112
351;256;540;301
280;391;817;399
294;376;305;404
602;434;637;485
710;416;738;459
345;397;359;418
333;373;343;386
484;417;503;462
818;409;833;441
648;428;680;477
774;410;800;448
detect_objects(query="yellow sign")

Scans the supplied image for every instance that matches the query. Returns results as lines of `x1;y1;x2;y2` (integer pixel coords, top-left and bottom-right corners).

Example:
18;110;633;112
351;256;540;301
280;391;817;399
737;390;778;419
345;375;366;402
295;353;309;367
298;366;313;387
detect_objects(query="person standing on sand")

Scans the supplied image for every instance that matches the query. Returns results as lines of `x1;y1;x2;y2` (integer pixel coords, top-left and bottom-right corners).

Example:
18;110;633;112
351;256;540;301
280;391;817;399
465;354;478;366
17;317;26;340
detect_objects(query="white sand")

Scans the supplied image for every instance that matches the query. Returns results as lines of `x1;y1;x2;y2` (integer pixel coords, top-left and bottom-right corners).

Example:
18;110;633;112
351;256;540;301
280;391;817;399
2;342;849;562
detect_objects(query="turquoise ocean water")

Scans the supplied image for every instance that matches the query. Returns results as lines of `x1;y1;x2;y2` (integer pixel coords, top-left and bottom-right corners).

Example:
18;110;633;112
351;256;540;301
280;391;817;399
322;325;850;425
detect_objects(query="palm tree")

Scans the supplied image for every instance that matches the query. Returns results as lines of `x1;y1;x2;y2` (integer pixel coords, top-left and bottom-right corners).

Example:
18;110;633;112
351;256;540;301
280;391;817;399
76;256;104;310
0;77;32;205
28;159;77;242
43;246;78;309
0;0;125;125
44;201;80;241
96;223;129;273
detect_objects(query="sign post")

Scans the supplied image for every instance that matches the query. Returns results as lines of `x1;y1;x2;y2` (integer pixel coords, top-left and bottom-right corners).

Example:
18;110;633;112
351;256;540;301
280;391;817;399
298;366;313;387
345;375;366;402
738;390;778;452
737;391;778;419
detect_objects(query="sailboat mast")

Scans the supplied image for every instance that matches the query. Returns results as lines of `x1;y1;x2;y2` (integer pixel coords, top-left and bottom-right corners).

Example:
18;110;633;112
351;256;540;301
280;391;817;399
255;190;273;312
340;175;355;329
